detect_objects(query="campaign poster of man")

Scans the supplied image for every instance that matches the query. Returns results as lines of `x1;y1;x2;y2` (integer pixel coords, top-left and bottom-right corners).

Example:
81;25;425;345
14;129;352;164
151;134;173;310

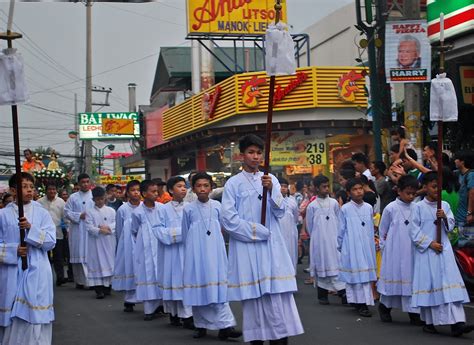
385;20;431;83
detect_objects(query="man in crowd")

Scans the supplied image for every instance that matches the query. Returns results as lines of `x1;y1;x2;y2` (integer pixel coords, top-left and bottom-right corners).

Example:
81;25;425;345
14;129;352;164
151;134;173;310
38;183;67;287
106;184;123;211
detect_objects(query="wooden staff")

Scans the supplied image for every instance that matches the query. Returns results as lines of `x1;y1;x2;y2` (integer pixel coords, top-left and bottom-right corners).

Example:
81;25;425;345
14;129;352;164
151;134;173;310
261;0;282;226
0;1;27;270
435;13;446;244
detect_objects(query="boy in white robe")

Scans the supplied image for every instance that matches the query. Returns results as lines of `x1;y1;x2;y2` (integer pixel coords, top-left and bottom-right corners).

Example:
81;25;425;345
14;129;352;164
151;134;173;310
86;187;116;299
221;135;304;345
279;178;299;273
0;172;56;345
112;180;141;312
306;175;346;305
182;172;241;340
152;176;193;328
377;175;422;325
337;178;377;317
131;180;163;321
409;172;474;337
64;173;93;289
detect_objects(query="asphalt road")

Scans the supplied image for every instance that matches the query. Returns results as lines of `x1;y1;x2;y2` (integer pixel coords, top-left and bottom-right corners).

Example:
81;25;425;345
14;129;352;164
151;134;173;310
52;263;474;345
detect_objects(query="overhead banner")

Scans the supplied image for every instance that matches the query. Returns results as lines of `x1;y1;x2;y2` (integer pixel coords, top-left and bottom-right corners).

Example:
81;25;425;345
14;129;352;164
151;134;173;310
186;0;287;35
270;131;327;166
79;112;139;140
385;20;431;83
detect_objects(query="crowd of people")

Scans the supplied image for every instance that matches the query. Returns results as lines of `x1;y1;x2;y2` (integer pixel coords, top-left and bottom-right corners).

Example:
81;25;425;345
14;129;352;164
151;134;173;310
0;130;474;345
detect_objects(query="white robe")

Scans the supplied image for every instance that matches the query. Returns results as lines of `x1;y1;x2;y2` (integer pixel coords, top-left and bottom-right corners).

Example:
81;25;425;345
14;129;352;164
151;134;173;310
280;196;299;273
85;205;116;287
64;191;93;286
306;196;345;291
0;202;56;345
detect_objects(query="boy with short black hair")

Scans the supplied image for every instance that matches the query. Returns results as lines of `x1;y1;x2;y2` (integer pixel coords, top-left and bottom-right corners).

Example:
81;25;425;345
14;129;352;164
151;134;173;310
352;153;374;182
337;178;376;317
182;172;241;340
132;180;163;321
106;184;123;211
112;180;141;312
306;175;346;305
377;175;422;324
64;173;93;289
0;172;56;344
221;134;303;345
86;187;116;299
152;176;193;328
410;171;473;337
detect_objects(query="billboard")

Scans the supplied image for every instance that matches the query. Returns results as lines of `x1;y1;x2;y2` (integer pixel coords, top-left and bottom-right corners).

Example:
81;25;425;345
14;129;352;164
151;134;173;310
385;20;431;83
186;0;287;35
79;112;139;140
270;131;327;166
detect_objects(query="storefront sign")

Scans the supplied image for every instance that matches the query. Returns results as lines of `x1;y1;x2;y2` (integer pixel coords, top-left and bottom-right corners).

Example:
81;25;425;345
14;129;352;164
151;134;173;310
187;0;287;35
79;112;139;140
241;75;266;108
99;175;144;186
270;131;327;166
102;118;135;135
202;85;222;121
273;71;309;106
337;70;364;102
460;65;474;105
385;20;431;83
428;0;474;41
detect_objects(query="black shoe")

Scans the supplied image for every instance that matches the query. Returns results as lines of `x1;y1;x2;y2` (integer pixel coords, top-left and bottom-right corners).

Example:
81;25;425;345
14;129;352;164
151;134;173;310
358;305;372;317
123;303;134;313
337;289;348;305
451;322;474;337
183;317;195;330
423;324;438;334
378;303;392;322
218;327;242;340
75;284;84;290
193;328;207;338
169;315;183;326
317;287;329;305
56;279;66;287
408;313;424;326
95;291;105;299
250;342;264;345
144;314;155;321
104;286;111;296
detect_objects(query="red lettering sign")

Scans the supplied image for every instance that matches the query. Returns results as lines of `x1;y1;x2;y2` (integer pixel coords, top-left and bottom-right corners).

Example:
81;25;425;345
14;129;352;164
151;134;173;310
273;72;309;106
202;85;222;121
192;0;253;31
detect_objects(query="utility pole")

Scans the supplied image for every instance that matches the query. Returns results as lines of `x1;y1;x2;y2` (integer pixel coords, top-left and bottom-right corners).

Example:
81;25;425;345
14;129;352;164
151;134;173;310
403;0;423;160
84;0;93;176
128;83;137;112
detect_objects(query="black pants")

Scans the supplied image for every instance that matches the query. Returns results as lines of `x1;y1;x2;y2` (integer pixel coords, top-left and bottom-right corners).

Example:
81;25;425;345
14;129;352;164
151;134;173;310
53;239;65;282
63;231;74;280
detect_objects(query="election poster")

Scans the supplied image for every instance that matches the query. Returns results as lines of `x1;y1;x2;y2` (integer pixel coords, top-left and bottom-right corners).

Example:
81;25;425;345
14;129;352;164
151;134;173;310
385;20;431;83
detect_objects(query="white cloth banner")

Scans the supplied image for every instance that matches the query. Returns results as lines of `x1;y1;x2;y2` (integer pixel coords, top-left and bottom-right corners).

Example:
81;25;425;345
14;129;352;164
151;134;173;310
430;73;458;122
265;23;296;76
0;48;28;105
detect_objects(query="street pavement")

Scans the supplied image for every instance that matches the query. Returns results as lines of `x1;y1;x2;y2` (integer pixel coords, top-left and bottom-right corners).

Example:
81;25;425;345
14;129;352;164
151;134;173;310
53;262;474;345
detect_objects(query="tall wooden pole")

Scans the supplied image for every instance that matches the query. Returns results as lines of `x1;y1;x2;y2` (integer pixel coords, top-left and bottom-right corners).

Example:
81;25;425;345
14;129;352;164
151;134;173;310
261;0;281;226
0;27;27;269
435;13;446;244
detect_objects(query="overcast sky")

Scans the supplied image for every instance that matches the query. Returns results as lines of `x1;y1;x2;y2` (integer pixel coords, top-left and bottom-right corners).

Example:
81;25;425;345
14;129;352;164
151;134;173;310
0;0;352;172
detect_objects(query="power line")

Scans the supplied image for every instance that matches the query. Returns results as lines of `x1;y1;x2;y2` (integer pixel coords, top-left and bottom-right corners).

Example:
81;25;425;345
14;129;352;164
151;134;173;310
102;3;185;27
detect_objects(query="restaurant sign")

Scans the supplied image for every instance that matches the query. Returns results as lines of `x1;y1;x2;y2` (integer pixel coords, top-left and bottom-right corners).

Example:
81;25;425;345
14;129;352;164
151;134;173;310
98;175;144;186
271;131;327;166
186;0;287;35
79;112;140;140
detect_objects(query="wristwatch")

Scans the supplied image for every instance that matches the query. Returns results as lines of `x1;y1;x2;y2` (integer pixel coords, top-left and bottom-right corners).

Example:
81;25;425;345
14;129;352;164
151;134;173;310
468;211;473;216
